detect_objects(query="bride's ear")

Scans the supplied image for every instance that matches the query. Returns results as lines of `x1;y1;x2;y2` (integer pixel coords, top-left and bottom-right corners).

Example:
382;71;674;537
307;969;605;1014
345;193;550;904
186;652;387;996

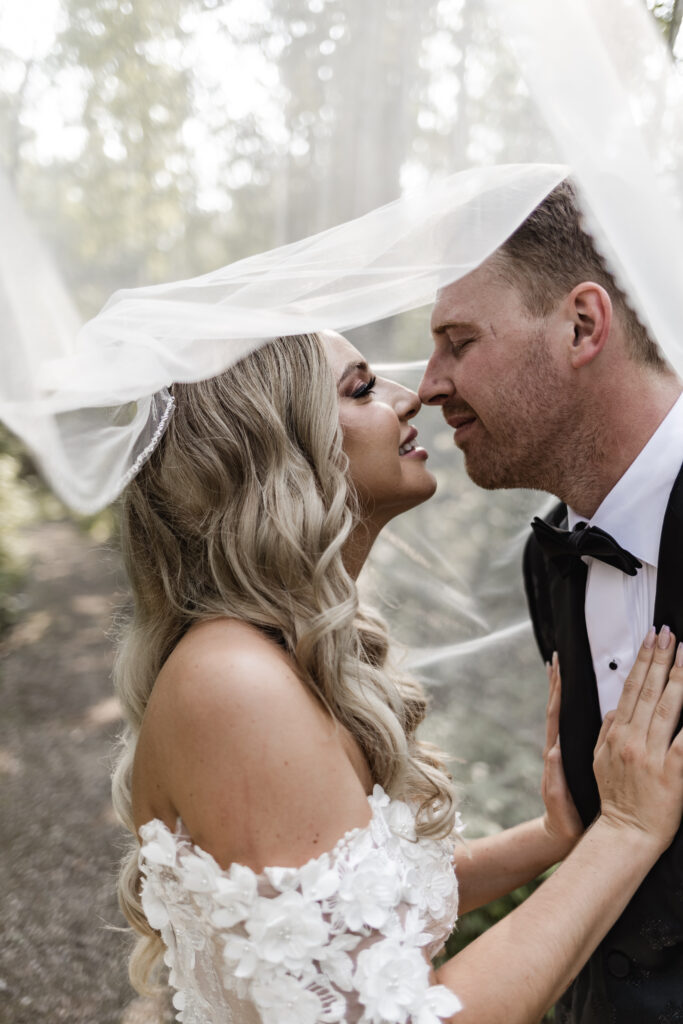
566;283;612;369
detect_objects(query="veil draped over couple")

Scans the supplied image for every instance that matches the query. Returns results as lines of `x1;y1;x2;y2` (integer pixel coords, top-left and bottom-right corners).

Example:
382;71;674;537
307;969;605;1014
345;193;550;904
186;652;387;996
3;1;683;1023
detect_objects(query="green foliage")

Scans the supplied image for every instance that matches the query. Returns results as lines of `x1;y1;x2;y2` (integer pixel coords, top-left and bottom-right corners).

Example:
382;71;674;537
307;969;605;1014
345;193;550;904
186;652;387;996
248;0;425;232
0;426;119;638
0;428;38;634
21;0;208;314
0;544;25;636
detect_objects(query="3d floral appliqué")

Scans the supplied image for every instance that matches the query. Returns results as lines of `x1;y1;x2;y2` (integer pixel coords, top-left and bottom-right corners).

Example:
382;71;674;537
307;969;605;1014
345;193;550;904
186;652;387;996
138;786;461;1024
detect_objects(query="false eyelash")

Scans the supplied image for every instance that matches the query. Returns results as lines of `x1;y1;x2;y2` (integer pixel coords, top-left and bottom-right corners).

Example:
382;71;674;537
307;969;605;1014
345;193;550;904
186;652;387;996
353;375;377;398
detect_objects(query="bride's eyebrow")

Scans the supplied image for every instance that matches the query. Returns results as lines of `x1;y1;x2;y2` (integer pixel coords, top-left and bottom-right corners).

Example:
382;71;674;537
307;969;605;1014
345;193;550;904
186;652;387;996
337;360;371;385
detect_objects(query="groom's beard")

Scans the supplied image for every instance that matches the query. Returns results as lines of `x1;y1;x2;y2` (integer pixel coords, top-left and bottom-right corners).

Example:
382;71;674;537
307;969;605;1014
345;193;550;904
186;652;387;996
449;332;603;497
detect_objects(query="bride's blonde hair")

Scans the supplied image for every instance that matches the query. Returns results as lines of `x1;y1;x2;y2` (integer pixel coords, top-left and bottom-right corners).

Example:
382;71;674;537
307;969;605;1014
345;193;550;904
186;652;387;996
111;332;456;992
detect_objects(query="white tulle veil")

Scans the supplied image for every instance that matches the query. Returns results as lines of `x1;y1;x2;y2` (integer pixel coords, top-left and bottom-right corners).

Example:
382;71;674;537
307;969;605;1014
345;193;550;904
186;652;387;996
2;0;682;828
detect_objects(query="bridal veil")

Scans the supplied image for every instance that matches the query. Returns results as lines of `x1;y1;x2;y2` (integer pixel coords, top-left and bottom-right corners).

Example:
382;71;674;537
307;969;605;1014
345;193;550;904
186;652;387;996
2;0;682;826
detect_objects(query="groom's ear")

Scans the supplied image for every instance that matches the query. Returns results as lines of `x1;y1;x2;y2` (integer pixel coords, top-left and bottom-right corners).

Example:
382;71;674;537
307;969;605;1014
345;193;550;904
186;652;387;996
566;282;612;369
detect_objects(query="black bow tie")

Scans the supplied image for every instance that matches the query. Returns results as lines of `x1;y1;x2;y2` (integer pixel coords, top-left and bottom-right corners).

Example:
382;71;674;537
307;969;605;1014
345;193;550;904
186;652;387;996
530;516;642;578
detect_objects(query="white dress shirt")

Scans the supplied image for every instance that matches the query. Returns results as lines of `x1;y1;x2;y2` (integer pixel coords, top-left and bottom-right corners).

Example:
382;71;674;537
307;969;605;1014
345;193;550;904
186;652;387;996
567;392;683;718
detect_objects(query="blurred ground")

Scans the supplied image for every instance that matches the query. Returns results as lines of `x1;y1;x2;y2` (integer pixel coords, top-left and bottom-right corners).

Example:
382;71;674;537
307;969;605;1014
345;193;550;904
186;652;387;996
0;521;171;1024
0;516;546;1022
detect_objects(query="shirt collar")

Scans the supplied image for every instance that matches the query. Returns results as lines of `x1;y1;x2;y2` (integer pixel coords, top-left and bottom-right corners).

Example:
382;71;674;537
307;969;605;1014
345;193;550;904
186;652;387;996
567;392;683;569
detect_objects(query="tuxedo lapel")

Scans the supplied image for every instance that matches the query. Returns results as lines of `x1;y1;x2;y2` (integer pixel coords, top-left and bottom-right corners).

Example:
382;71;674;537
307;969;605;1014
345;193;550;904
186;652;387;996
549;556;602;826
653;459;683;639
524;503;603;826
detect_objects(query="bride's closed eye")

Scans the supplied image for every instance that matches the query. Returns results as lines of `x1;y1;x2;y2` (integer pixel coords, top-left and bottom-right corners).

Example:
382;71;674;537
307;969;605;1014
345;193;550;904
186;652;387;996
351;375;377;399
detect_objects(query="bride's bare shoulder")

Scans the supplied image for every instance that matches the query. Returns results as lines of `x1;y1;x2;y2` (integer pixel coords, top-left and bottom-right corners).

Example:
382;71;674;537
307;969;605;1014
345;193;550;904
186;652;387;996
139;617;307;769
142;618;299;733
168;616;293;674
132;619;371;868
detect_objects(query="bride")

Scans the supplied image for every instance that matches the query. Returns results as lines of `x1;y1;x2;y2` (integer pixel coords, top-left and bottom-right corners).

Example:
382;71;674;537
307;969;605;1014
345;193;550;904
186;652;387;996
112;329;683;1024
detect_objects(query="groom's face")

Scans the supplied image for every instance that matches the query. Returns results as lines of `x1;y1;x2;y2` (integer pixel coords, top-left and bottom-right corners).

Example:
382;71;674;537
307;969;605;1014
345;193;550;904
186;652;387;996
419;259;573;491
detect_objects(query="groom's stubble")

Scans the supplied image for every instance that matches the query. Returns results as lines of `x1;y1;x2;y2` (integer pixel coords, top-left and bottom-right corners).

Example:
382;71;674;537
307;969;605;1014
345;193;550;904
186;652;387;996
455;323;606;502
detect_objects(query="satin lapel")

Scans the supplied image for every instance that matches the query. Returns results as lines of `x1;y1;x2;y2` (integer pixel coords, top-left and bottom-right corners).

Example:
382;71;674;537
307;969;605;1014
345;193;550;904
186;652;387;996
653;459;683;640
548;558;603;826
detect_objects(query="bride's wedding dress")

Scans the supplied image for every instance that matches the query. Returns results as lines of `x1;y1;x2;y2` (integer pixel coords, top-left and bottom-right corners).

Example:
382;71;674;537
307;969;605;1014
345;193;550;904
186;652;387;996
139;785;463;1024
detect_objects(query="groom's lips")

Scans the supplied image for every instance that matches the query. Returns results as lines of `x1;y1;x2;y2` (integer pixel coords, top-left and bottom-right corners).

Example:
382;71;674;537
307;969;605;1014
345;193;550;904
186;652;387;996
445;413;477;445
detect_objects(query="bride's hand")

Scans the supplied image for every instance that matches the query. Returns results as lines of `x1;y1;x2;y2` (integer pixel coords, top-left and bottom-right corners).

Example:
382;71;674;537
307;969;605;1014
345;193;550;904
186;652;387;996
594;627;683;852
541;653;583;853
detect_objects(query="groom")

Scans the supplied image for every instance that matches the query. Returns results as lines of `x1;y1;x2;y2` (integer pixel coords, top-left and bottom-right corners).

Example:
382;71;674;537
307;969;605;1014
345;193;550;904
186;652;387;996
418;181;683;1023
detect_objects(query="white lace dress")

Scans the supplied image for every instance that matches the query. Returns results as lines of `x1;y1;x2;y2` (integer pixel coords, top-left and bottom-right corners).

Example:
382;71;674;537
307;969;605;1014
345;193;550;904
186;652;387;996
139;785;463;1024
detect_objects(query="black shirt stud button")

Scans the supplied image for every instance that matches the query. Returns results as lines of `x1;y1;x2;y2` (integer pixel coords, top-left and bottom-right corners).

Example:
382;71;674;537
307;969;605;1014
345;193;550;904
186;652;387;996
609;659;618;671
606;950;630;979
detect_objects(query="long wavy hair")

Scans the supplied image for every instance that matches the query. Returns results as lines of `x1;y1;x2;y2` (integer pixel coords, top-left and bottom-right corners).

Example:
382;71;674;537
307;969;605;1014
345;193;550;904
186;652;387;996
111;332;456;992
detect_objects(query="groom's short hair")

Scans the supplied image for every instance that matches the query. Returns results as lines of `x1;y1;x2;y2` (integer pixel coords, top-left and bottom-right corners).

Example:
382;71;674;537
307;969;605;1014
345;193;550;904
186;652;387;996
493;179;664;370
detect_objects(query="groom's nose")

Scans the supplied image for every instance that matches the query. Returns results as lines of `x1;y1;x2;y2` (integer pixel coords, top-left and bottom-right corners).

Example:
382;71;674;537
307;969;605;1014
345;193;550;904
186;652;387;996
418;352;456;406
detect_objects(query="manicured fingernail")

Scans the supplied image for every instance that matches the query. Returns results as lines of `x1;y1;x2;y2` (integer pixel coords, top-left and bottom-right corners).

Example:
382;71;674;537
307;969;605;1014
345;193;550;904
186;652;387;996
644;626;657;649
658;625;671;650
676;642;683;668
552;651;558;668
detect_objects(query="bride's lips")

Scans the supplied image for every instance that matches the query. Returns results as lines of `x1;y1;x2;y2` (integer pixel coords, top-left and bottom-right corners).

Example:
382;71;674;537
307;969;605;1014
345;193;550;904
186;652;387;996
445;413;477;446
399;425;429;460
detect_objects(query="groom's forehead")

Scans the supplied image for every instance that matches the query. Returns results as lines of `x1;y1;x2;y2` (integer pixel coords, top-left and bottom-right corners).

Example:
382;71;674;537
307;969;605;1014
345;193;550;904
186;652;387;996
432;272;489;329
432;262;518;331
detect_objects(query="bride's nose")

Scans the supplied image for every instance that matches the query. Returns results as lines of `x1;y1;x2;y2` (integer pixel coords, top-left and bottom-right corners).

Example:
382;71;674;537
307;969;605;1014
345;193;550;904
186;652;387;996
393;383;421;421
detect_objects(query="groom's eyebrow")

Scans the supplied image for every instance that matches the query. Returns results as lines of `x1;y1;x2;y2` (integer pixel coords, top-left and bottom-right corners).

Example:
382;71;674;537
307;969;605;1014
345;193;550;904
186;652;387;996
432;319;478;336
338;360;370;384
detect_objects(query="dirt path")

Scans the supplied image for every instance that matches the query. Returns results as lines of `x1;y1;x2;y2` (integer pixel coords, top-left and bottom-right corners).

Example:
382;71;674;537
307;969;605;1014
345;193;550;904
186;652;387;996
0;521;171;1024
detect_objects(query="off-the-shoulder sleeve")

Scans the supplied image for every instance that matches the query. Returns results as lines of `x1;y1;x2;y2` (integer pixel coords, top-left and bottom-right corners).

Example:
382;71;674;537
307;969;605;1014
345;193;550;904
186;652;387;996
139;786;463;1024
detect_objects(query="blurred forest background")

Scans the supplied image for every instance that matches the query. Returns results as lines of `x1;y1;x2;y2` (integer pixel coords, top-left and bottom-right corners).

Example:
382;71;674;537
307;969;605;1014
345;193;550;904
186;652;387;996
0;0;681;1020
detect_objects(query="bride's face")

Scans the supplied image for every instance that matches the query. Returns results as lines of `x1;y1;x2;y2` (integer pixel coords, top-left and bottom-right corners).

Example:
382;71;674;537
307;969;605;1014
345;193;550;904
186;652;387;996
323;331;436;526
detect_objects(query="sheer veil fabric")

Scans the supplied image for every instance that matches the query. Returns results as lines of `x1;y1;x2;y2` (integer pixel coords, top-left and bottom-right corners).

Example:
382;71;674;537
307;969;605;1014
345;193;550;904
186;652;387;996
2;0;683;824
2;162;568;511
2;0;682;512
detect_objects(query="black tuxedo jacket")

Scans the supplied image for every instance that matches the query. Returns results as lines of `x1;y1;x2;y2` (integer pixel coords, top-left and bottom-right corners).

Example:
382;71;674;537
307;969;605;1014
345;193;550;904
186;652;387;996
523;461;683;1024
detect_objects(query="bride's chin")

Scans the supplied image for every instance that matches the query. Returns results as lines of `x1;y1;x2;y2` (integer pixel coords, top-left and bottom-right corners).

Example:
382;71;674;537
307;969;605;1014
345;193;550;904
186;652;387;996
395;473;439;514
355;471;438;527
413;469;438;504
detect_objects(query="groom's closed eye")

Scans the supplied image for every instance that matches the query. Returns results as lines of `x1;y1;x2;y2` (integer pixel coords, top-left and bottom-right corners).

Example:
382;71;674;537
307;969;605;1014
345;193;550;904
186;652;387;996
450;337;477;357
